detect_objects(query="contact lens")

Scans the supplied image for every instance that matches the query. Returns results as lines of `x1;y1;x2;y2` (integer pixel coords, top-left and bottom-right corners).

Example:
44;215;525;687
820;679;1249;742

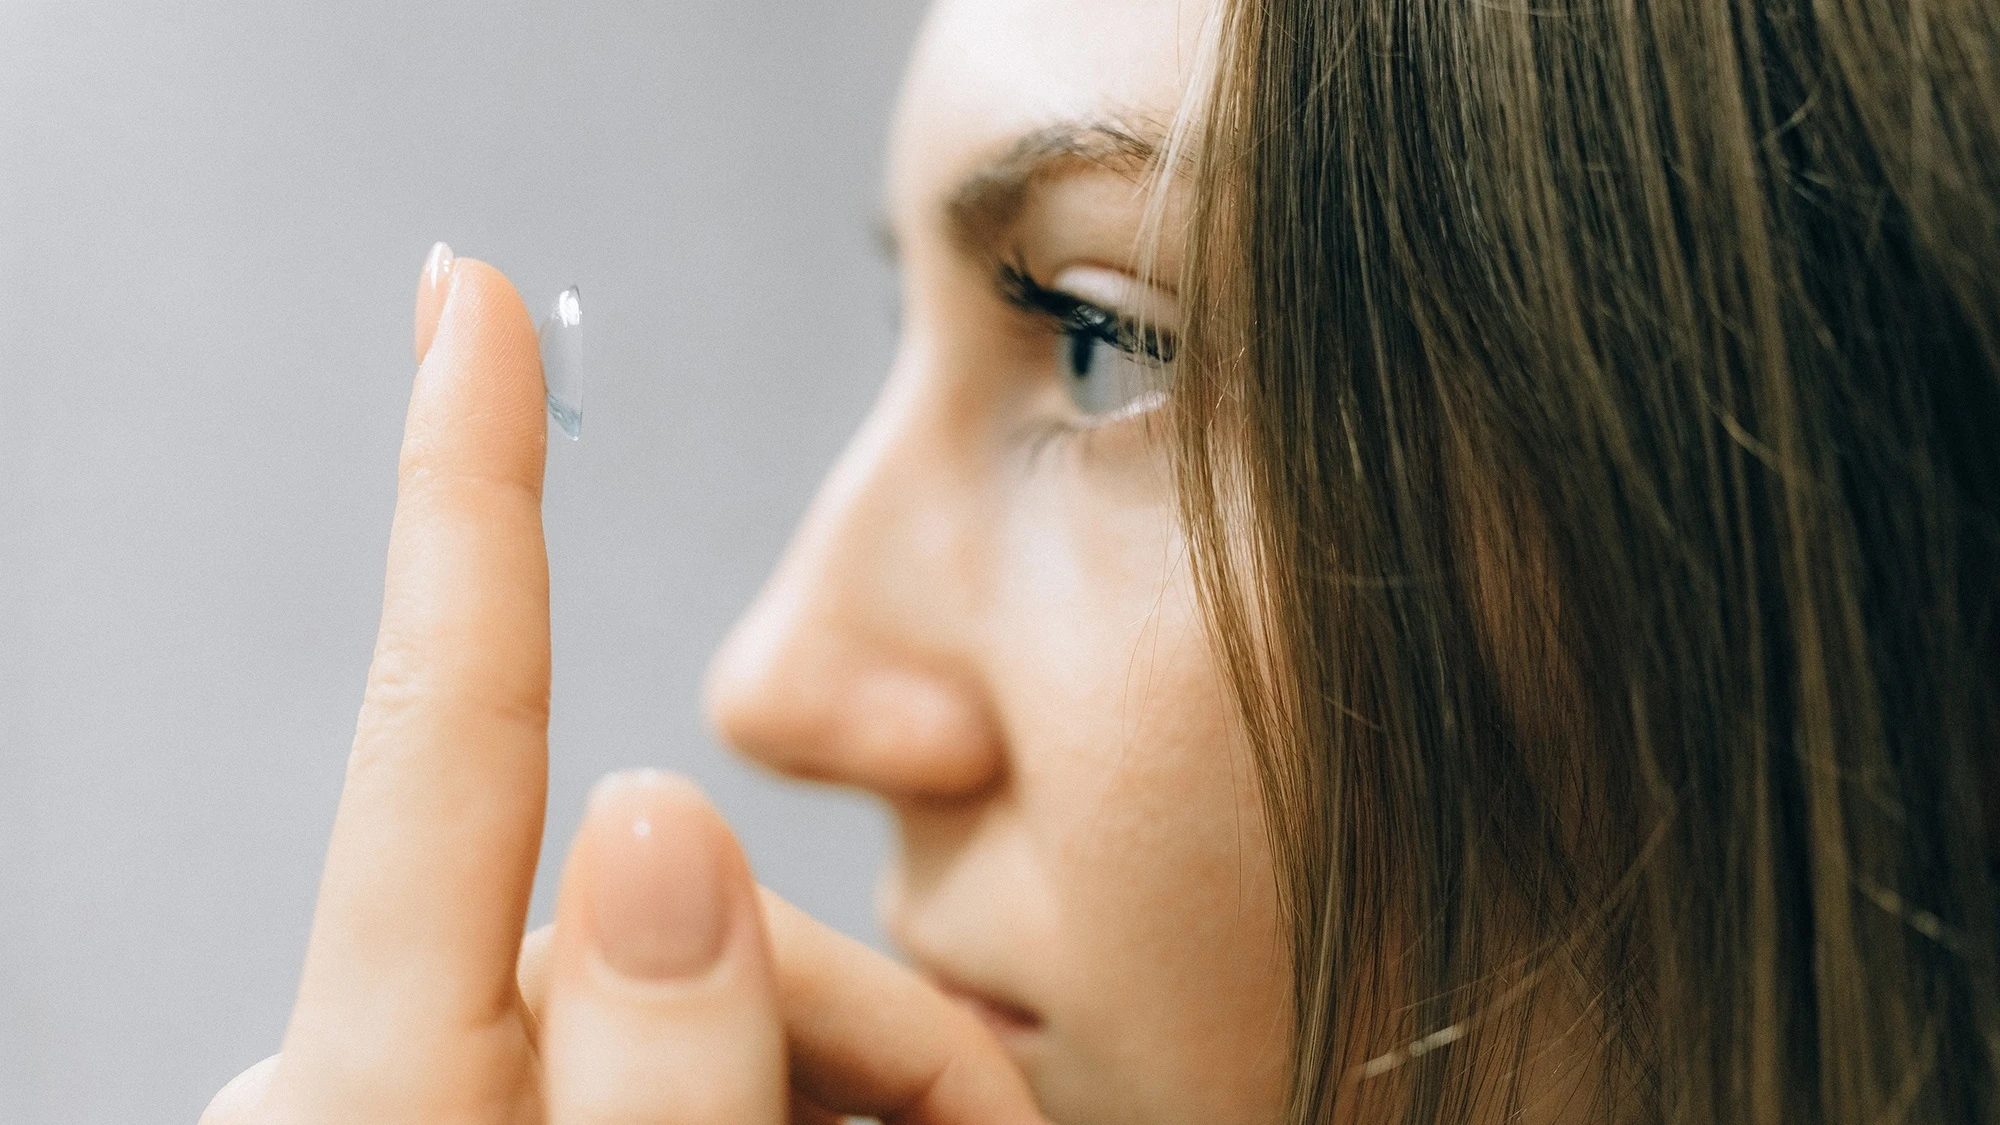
540;286;584;439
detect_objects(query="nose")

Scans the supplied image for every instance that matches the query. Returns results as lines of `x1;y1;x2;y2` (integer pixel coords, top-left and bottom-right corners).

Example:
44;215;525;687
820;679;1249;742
704;360;1005;802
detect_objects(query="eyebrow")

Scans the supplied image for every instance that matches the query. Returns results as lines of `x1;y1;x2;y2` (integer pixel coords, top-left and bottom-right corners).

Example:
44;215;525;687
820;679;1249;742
937;120;1164;259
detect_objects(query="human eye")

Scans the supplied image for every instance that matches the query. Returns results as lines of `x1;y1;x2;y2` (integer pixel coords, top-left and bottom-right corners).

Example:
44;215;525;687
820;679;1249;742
997;261;1178;423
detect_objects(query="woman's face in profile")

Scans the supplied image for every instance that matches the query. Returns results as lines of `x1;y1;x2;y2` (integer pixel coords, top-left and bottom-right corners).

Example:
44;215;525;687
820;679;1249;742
705;1;1289;1122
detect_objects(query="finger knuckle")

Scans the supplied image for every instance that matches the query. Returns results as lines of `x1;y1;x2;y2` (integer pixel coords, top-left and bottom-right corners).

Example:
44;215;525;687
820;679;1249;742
350;632;551;774
397;454;541;513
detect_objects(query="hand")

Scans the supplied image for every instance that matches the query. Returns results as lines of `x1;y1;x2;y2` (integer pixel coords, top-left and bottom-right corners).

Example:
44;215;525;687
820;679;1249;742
199;250;1042;1125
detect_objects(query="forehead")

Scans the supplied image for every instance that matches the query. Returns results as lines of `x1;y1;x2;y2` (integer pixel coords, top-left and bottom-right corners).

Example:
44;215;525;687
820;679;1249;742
885;0;1216;222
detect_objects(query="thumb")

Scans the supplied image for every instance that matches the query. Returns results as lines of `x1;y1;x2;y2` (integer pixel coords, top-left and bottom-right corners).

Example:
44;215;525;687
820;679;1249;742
539;771;788;1125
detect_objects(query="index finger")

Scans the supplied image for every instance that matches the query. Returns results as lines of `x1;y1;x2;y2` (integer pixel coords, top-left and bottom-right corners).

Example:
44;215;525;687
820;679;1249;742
283;251;552;1077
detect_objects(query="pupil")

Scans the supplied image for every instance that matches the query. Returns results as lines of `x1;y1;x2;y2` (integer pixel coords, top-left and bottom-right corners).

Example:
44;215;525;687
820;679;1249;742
1067;330;1096;380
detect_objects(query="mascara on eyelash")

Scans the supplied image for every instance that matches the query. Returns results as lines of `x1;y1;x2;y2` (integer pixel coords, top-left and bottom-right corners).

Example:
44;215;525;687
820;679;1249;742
996;260;1178;363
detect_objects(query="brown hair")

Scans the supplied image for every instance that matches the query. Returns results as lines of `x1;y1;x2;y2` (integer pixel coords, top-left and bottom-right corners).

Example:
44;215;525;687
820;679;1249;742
1172;0;2000;1118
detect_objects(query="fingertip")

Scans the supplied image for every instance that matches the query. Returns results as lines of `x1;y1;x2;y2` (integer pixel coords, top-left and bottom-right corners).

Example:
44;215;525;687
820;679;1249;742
542;773;787;1125
402;255;547;495
570;770;759;985
420;256;541;390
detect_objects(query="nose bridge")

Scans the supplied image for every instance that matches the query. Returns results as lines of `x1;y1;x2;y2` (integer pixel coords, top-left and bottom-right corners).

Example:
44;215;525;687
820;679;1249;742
785;351;984;644
705;350;1004;799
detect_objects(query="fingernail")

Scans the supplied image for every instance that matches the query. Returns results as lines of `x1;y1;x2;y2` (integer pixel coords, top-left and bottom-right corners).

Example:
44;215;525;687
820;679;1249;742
414;240;455;365
587;767;667;809
588;772;728;981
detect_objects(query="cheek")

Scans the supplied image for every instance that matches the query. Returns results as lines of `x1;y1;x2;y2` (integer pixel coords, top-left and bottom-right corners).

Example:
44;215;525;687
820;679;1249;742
1042;599;1276;983
994;463;1290;1115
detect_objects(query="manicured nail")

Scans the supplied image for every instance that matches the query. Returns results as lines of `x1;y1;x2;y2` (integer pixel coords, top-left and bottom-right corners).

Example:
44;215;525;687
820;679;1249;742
414;240;455;365
588;772;728;981
587;767;667;808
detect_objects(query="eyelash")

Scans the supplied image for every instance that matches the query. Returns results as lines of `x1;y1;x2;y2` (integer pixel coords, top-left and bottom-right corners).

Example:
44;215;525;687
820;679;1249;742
990;258;1179;464
995;260;1179;367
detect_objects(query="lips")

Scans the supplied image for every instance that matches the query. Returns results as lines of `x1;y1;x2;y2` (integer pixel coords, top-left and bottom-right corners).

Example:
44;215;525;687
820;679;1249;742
881;881;1046;1049
922;965;1045;1042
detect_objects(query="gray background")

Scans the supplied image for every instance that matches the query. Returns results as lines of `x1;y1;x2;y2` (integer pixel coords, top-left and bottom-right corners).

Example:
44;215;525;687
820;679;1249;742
0;2;928;1121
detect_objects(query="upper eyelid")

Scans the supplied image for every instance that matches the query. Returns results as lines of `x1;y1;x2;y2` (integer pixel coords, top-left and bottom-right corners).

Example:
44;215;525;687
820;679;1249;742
995;262;1177;363
996;261;1092;322
995;260;1149;330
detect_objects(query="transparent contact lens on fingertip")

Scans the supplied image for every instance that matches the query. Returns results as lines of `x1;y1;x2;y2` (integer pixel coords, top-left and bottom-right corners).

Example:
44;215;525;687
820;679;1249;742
539;285;584;440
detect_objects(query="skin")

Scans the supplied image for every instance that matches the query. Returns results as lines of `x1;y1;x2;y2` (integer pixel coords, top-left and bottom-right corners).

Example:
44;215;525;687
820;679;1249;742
201;254;1044;1125
706;2;1289;1124
205;2;1290;1124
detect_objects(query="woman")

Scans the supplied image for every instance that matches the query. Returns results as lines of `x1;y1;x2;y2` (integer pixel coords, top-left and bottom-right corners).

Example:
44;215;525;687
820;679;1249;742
202;0;2000;1120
